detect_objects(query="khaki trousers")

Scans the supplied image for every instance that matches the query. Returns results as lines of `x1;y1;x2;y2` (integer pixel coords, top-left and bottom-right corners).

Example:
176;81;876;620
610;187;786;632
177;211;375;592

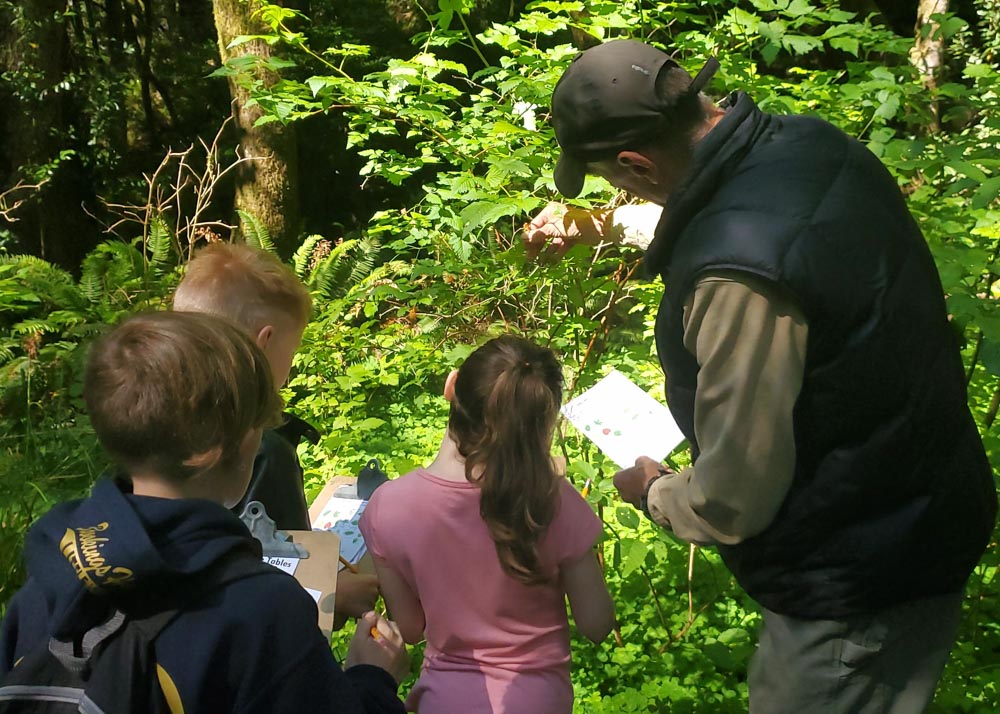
748;591;964;714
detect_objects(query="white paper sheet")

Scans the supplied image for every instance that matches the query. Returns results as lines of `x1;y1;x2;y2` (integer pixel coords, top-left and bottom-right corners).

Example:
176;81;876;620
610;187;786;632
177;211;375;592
311;497;368;566
264;556;299;575
561;370;686;468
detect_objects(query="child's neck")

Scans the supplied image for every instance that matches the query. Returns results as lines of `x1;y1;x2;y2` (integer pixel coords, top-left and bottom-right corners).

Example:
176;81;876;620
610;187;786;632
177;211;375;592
128;468;227;505
425;430;481;483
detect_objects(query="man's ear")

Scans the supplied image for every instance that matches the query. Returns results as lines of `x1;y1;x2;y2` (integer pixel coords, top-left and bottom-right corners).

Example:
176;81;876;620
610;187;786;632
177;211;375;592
617;150;659;183
443;369;459;402
255;324;273;350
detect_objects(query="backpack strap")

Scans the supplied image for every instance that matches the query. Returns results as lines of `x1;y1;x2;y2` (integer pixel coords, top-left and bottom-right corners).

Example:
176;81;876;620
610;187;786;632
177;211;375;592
78;551;274;714
0;551;274;714
48;611;127;674
127;549;276;643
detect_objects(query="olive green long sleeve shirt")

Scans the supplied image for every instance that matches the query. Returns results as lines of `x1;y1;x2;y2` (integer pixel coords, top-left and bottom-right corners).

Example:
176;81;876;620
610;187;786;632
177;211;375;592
645;272;809;546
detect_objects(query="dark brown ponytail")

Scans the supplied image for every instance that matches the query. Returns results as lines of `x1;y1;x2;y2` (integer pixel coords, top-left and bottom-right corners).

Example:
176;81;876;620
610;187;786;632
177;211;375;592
448;335;563;585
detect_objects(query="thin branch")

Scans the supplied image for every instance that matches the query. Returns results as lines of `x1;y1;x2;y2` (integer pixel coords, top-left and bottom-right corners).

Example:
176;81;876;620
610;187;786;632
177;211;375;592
0;179;50;222
93;116;261;263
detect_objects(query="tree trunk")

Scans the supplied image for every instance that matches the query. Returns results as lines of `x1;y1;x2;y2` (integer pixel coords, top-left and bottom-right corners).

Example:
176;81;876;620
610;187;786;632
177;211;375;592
0;0;99;266
213;0;300;254
910;0;949;133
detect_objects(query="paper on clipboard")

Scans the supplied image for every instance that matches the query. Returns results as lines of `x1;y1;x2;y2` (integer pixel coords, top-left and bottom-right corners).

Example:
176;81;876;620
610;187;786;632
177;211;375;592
561;369;685;468
311;497;368;570
242;500;343;639
270;529;341;640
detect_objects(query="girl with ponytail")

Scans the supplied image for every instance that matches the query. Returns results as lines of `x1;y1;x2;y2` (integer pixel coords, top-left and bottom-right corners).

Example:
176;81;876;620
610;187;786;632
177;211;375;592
359;335;614;713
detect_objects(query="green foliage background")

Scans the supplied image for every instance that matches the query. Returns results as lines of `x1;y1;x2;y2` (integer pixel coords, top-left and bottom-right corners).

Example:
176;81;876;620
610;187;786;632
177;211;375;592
2;1;999;711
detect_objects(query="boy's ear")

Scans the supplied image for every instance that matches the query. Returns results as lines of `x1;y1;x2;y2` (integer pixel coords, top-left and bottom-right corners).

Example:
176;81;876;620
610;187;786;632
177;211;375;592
443;369;459;402
184;444;224;475
255;325;273;349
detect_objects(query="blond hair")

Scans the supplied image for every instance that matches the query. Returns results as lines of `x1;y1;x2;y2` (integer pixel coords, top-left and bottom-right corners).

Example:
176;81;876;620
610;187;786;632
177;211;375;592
172;243;312;332
84;311;282;480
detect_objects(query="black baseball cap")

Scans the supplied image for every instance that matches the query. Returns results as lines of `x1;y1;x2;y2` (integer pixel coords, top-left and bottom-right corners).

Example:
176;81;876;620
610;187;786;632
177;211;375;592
551;40;720;198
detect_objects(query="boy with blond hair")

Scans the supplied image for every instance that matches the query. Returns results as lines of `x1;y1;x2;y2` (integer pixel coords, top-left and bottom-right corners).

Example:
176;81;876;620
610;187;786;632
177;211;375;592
173;242;313;527
172;242;380;622
0;312;408;712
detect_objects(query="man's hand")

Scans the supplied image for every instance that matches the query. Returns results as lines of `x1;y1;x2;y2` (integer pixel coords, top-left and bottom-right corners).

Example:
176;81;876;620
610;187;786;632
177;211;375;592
333;571;380;630
345;611;410;684
522;201;613;261
614;456;672;508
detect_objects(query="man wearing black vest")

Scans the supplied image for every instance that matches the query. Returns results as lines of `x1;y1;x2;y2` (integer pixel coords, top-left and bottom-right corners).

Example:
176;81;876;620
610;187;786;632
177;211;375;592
530;39;997;712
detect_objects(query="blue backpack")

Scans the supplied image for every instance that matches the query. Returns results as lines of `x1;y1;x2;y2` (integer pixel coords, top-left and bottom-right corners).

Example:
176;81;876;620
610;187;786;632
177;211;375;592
0;553;271;713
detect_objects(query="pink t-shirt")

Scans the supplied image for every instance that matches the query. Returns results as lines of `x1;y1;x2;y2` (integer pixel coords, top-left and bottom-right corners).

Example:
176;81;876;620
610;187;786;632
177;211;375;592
359;469;602;714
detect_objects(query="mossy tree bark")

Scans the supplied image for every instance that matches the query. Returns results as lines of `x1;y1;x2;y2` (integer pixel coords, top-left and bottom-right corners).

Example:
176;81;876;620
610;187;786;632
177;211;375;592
910;0;950;133
213;0;300;254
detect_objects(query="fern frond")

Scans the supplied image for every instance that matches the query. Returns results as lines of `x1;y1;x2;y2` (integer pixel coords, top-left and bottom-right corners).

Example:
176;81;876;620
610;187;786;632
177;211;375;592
341;260;409;303
0;338;17;365
0;254;58;268
0;254;85;311
292;235;324;278
238;210;276;254
78;265;103;304
344;236;381;291
80;241;144;305
11;318;51;336
309;239;361;301
147;214;174;273
324;238;359;264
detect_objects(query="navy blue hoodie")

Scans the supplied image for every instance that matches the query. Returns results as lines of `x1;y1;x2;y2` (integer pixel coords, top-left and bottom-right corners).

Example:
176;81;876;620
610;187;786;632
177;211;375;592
0;478;404;713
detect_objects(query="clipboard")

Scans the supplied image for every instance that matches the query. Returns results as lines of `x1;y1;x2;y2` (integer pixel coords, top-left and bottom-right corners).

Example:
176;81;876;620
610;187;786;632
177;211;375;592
277;529;341;639
241;501;341;639
308;476;356;522
308;476;376;577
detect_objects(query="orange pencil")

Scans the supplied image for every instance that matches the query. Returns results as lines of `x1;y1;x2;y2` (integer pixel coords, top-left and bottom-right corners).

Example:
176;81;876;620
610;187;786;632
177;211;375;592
339;555;359;574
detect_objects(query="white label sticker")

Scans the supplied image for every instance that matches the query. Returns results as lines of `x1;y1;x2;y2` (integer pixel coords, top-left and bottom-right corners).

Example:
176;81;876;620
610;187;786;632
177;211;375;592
264;556;299;575
305;587;322;604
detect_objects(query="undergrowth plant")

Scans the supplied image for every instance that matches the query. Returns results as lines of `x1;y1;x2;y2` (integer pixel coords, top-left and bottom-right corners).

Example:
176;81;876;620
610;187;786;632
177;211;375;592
2;0;998;710
232;1;999;710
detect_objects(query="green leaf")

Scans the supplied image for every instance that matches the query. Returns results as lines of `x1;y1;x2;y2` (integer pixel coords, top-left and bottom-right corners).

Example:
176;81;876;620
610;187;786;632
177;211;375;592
355;417;387;431
782;34;823;55
226;34;271;50
874;95;901;120
972;177;1000;210
265;56;297;71
931;14;968;40
950;161;988;183
979;338;1000;377
760;42;780;65
829;37;859;56
784;0;814;17
458;201;518;235
965;64;996;79
616;506;640;530
620;538;648;578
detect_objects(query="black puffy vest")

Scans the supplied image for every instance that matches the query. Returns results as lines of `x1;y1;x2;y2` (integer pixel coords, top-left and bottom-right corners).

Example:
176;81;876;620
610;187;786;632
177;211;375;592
646;92;997;619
